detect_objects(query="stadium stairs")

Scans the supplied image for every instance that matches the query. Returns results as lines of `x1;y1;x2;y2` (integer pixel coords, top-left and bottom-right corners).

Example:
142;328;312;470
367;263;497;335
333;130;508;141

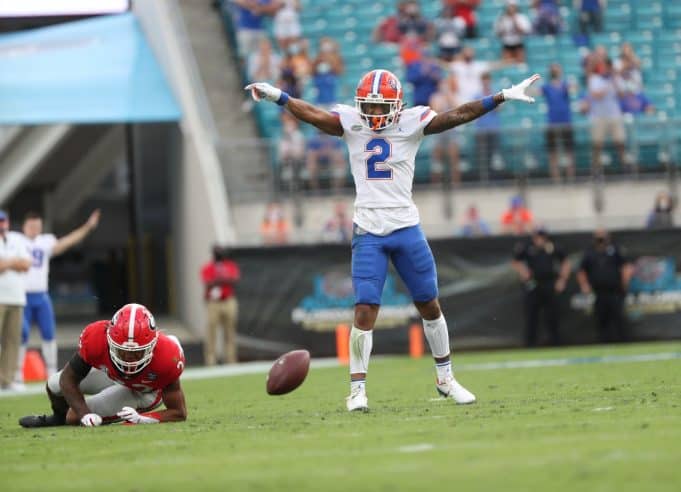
177;0;272;202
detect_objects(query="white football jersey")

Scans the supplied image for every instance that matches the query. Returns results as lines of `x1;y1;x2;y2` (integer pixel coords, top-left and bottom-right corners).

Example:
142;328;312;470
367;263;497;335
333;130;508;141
24;233;57;293
332;104;437;235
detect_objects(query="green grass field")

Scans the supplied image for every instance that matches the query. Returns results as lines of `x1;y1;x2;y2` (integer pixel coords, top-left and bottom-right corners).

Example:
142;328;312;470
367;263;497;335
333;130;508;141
2;341;680;491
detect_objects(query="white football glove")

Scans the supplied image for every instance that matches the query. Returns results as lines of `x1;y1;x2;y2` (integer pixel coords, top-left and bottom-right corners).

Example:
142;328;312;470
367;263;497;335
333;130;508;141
501;74;541;103
80;413;102;427
244;82;283;103
117;406;159;425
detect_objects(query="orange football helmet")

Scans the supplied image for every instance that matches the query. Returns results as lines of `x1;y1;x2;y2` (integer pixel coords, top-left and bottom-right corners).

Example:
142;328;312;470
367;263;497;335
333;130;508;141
355;69;403;131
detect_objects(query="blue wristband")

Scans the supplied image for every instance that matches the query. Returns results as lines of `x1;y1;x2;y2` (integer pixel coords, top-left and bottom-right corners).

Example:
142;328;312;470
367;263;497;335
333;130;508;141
276;91;290;106
482;95;497;111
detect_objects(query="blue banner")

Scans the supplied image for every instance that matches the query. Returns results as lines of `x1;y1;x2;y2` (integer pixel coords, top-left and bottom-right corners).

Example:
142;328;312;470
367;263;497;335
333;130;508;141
0;13;181;123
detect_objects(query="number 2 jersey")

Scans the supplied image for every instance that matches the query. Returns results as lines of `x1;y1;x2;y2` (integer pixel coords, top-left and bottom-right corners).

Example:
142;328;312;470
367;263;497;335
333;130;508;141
78;320;185;393
331;104;437;236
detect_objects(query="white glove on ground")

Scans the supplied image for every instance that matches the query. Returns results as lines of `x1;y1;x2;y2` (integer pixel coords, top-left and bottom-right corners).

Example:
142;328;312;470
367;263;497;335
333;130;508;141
80;413;102;427
117;406;159;424
502;74;541;103
244;82;283;103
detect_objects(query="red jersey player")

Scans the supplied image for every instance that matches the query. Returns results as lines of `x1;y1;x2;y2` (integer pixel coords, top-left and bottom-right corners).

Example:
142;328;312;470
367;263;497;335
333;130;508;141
19;303;187;427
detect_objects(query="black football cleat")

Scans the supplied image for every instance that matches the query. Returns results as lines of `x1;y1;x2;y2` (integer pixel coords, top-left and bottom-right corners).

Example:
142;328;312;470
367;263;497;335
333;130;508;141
19;414;65;428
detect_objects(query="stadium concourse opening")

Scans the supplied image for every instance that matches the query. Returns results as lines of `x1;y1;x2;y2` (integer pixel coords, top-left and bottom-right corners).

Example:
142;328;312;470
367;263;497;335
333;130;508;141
0;11;181;330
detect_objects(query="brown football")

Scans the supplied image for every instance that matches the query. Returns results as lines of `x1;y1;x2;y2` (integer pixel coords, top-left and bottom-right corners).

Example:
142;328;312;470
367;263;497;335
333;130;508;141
266;350;310;395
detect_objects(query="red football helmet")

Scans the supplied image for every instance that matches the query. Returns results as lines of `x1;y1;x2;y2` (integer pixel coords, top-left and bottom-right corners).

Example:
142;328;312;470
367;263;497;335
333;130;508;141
355;69;403;131
107;303;158;375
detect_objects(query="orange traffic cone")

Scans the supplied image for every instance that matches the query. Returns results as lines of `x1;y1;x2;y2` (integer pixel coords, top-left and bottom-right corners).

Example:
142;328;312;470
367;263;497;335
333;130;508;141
335;324;350;366
23;349;47;382
409;324;424;359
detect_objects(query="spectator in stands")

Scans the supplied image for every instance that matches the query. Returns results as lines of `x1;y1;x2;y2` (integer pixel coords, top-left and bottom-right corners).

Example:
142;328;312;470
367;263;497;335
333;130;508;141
0;210;31;391
614;44;653;115
278;41;311;99
404;39;443;107
306;131;346;191
494;0;532;63
201;245;240;365
460;205;491;237
646;191;675;229
261;202;290;245
248;38;282;83
443;0;480;39
449;47;506;102
373;0;408;44
434;5;466;59
398;0;435;43
541;63;576;183
429;74;462;184
273;0;301;51
322;202;353;243
532;0;563;35
586;58;630;174
278;112;306;187
501;195;534;235
313;37;344;107
232;0;281;65
474;72;503;177
576;0;604;36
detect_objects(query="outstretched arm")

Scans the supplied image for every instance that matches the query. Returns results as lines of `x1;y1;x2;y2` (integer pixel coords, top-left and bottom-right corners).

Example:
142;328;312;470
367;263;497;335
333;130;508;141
245;82;343;136
424;74;540;135
52;209;100;257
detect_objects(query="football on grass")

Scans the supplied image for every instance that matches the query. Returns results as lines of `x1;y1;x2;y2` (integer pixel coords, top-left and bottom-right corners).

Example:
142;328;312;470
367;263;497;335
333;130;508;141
266;349;310;395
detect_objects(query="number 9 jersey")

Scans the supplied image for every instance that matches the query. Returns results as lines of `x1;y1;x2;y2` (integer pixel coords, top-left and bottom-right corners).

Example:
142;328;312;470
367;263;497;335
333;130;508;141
331;103;437;236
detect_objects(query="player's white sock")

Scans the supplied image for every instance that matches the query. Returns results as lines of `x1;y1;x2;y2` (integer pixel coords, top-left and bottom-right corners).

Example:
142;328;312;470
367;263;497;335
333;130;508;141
42;340;58;376
435;360;454;383
350;379;366;393
423;314;451;359
349;326;373;375
14;344;27;383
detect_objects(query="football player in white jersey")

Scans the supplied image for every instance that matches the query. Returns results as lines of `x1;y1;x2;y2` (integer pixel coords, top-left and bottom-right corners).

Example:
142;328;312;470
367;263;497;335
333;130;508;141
246;69;539;411
16;210;100;384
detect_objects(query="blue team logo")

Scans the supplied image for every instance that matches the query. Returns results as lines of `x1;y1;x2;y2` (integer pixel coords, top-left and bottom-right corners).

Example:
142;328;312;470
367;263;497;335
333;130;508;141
291;269;417;331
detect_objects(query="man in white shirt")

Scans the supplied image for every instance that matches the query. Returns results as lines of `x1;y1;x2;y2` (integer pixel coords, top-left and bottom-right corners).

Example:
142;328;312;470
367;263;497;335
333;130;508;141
16;210;100;383
0;210;31;390
494;0;532;63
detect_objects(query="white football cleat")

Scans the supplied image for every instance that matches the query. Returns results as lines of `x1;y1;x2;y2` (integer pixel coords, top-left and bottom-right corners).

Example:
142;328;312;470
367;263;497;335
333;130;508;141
436;377;476;404
346;386;369;412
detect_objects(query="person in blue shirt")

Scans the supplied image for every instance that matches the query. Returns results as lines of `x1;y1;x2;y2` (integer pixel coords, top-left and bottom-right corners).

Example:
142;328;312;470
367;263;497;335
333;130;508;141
232;0;280;61
474;72;502;178
405;43;442;107
460;205;491;237
313;38;344;107
578;0;604;35
541;63;575;182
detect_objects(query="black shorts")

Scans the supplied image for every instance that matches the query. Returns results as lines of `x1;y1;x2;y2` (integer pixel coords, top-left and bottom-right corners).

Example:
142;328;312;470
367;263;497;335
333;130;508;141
502;43;524;54
545;126;575;151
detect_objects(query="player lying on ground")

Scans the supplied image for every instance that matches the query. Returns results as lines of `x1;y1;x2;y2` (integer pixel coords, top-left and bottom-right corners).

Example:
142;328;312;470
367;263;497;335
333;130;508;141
19;303;187;427
247;68;539;412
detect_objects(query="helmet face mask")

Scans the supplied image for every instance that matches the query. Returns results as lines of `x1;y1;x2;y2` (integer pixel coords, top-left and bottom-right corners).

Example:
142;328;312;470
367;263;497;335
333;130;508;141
107;304;158;376
355;70;403;131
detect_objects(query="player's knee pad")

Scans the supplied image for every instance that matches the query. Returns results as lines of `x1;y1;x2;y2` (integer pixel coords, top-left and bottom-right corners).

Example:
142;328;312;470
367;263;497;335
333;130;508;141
353;277;383;305
401;241;438;302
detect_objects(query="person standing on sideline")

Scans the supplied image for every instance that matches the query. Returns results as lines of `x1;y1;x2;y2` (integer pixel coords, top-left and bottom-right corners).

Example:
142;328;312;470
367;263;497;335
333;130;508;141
201;245;241;365
511;228;570;347
0;210;31;390
577;229;633;343
16;210;100;386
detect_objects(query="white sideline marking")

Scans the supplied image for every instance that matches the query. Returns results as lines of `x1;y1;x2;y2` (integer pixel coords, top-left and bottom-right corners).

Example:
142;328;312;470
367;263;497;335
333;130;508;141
593;406;615;412
1;352;679;399
397;443;434;453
